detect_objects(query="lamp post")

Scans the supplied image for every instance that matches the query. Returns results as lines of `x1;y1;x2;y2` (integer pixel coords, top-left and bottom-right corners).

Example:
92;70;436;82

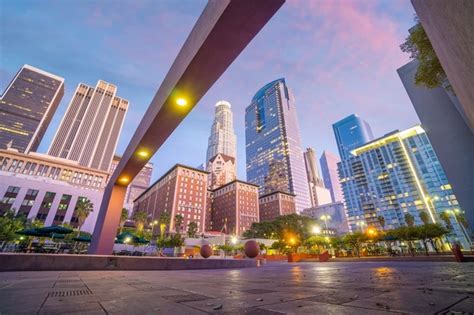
320;214;331;233
425;195;440;223
446;208;471;245
312;225;321;235
150;220;158;236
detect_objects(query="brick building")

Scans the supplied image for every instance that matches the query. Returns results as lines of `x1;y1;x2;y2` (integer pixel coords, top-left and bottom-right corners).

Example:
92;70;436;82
208;180;259;235
259;191;296;222
206;153;236;189
133;164;208;235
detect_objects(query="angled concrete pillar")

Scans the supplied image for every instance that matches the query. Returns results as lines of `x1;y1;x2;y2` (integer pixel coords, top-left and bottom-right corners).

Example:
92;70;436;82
89;0;285;254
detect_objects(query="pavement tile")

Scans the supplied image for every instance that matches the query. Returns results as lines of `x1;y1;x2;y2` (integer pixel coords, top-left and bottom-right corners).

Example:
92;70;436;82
38;301;106;315
100;296;207;314
440;297;474;314
258;300;402;314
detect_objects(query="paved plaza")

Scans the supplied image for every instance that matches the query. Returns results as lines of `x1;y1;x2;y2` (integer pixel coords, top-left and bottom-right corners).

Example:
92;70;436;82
0;261;473;314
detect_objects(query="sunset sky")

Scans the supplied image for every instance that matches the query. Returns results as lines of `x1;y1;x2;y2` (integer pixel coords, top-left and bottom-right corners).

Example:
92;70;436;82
1;0;419;181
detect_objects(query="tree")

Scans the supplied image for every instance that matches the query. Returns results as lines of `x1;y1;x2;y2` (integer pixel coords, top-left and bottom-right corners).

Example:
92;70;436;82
343;232;367;257
187;221;198;238
75;198;94;237
439;211;453;230
119;208;129;233
455;211;469;229
217;244;235;257
377;216;386;230
393;226;418;256
404;213;415;227
158;212;171;237
400;18;447;89
417;224;449;255
303;235;327;254
132;210;148;236
174;214;184;235
419;211;430;225
0;209;26;247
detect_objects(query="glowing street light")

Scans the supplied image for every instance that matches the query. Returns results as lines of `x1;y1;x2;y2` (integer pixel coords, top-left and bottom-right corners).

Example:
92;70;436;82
312;226;321;235
124;237;131;244
176;98;187;106
320;214;331;231
231;236;238;245
356;221;366;232
136;150;149;158
366;227;377;237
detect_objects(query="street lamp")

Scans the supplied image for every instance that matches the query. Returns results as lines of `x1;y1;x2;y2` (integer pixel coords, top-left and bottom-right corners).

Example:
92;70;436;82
150;220;159;236
231;236;238;245
320;214;331;232
312;225;321;235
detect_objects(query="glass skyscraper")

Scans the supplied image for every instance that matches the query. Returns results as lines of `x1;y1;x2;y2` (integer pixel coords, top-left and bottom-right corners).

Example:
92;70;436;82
245;78;311;212
0;65;64;153
320;150;344;203
333;114;374;160
338;125;470;249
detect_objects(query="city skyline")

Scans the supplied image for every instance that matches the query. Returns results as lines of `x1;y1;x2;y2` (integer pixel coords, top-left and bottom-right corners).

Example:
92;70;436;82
1;0;420;183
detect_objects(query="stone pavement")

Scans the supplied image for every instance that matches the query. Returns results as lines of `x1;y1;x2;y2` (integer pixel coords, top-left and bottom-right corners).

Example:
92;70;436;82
0;261;473;314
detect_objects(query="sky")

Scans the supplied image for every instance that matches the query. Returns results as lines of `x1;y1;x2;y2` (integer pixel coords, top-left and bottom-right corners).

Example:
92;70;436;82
0;0;419;182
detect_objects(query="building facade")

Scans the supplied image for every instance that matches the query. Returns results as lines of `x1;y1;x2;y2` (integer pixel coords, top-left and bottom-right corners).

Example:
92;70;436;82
245;78;310;212
206;100;237;164
333;114;374;160
0;64;64;153
110;155;153;213
0;148;107;232
259;191;296;222
320;150;344;203
301;202;349;235
48;80;128;171
304;147;329;207
338;125;470;248
398;60;474;237
209;180;259;236
133;164;208;235
206;153;236;189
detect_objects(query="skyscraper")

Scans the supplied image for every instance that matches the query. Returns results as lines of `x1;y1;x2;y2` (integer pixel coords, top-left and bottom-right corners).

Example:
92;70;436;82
206;100;237;163
338;125;470;249
48;81;128;171
304;148;331;206
245;78;311;212
0;64;64;153
333;114;374;160
320;150;344;203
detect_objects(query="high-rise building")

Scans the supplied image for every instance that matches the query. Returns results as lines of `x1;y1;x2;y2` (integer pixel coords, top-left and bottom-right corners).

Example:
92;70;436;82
259;191;296;222
398;60;474;236
0;65;64;153
206;153;236;189
206;100;237;164
133;164;208;235
110;155;153;213
208;180;259;236
320;150;344;203
48;80;128;171
245;78;311;212
333;114;374;160
303;147;330;207
338;125;470;249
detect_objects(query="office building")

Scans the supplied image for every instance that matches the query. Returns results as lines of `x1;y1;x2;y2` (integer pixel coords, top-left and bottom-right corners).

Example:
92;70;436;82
208;180;259;236
333;114;374;160
0;148;106;232
0;65;64;153
110;155;153;213
398;60;474;236
338;125;470;248
48;80;128;171
133;164;208;235
206;153;236;189
320;150;344;203
301;202;350;235
259;191;296;222
245;78;311;212
206;100;237;165
304;147;331;207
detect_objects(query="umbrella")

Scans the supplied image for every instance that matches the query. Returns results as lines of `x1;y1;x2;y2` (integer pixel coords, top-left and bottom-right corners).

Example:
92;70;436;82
15;228;49;237
36;225;73;235
73;235;92;243
116;232;149;245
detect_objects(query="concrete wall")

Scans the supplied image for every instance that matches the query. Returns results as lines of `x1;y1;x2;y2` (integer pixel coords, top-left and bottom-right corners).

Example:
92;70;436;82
398;60;474;234
411;0;474;132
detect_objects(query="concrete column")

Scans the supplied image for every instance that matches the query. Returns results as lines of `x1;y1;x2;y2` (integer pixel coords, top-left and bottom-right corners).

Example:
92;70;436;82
11;187;27;214
28;190;46;220
63;195;79;223
89;184;126;254
45;193;62;226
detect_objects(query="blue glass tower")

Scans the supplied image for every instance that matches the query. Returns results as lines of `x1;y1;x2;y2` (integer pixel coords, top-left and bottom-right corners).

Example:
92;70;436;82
245;78;311;212
333;114;374;160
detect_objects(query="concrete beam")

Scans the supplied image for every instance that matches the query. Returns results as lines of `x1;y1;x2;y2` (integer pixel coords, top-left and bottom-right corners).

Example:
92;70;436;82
89;0;285;254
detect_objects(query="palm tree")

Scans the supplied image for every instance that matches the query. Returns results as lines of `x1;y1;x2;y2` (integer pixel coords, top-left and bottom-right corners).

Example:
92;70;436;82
187;221;198;238
377;216;386;230
174;214;184;235
132;210;148;235
75;198;94;237
119;208;129;233
404;213;415;227
439;211;452;229
419;211;430;225
159;212;171;237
